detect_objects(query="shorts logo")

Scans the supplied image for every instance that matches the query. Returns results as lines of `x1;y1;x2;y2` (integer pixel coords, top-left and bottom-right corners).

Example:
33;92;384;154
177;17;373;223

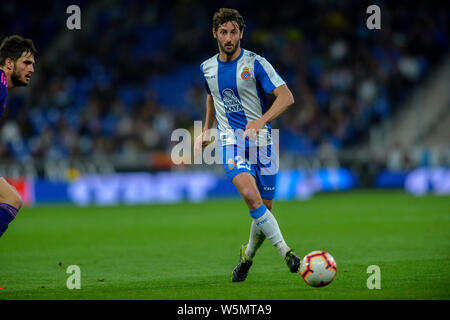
241;67;251;80
228;158;236;170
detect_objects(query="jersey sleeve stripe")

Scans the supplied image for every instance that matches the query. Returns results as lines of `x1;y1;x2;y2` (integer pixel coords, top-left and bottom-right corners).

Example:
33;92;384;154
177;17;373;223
255;58;285;94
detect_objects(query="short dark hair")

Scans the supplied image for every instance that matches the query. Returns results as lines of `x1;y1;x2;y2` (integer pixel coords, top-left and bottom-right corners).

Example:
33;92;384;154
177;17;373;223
213;8;245;31
0;35;37;66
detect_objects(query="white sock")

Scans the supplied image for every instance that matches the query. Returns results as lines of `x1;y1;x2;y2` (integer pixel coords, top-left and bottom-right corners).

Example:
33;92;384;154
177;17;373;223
274;240;290;258
250;204;291;258
245;220;266;259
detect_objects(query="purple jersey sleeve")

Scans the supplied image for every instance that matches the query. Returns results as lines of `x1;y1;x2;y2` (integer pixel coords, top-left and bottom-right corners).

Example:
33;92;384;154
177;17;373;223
0;70;7;117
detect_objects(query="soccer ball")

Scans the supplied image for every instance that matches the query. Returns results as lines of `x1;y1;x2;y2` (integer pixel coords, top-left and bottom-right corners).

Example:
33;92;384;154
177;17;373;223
299;251;337;287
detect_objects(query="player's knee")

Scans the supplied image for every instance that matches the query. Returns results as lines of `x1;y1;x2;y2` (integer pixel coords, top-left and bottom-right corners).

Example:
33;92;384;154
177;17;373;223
241;187;262;210
0;181;23;210
7;192;23;210
13;194;23;210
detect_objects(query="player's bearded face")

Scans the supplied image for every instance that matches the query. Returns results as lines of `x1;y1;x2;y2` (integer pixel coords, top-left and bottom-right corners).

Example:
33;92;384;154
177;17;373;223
215;22;242;56
218;37;240;55
11;52;35;87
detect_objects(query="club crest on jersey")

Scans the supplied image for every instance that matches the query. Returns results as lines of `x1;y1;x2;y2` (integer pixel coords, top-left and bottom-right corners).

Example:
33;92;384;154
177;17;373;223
241;67;251;80
222;88;243;113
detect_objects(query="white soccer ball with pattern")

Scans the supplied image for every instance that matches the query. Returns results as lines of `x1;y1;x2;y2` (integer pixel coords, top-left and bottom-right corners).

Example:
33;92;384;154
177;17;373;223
299;251;337;287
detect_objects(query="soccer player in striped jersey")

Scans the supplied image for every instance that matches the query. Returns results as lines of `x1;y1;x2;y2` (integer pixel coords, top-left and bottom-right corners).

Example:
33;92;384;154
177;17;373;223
195;8;301;282
0;35;37;238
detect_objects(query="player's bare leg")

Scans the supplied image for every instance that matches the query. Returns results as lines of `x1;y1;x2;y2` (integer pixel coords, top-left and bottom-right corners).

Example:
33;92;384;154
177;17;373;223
0;178;23;208
263;198;272;211
232;172;290;254
231;172;263;210
231;172;300;282
0;178;23;238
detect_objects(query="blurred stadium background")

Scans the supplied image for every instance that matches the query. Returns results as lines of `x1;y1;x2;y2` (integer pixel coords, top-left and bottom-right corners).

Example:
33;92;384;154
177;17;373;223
0;0;449;300
1;0;449;206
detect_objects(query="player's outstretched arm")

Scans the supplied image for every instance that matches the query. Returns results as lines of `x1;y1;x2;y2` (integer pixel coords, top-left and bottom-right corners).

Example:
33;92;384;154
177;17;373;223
243;84;294;140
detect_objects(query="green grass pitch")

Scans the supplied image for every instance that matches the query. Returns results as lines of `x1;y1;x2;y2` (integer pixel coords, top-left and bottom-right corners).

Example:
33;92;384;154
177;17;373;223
0;190;449;300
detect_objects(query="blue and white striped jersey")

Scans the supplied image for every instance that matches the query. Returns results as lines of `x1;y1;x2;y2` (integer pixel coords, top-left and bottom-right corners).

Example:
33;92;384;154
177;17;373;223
200;49;285;146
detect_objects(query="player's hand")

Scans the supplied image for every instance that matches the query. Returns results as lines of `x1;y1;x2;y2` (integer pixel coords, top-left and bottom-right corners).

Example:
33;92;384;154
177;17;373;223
243;119;265;141
194;131;213;156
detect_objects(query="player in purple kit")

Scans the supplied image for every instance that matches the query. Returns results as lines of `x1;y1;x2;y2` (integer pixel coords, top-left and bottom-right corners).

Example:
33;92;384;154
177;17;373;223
0;35;37;238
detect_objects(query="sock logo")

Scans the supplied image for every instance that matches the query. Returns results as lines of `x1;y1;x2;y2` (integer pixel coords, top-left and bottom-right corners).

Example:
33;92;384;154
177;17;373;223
256;218;268;226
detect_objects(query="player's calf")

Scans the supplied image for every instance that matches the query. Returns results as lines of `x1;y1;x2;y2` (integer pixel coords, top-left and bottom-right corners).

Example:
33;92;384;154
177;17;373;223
262;199;273;211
